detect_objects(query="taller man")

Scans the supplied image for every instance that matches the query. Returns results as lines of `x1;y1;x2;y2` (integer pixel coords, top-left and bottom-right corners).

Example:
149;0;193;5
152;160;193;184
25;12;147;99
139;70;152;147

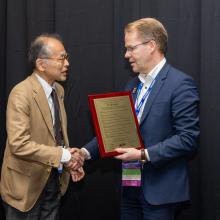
83;18;199;220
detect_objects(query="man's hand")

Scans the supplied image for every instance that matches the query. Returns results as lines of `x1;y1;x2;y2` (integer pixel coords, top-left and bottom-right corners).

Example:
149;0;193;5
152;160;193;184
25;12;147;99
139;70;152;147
114;147;141;161
64;148;84;170
70;167;85;182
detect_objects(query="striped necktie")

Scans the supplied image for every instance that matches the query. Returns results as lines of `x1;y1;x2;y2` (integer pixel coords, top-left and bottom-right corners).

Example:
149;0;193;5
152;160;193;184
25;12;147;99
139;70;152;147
51;89;63;145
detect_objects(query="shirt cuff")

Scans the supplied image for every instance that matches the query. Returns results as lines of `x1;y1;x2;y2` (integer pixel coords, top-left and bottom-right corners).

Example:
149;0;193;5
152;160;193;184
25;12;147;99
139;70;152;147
145;149;150;161
61;148;71;163
81;148;91;160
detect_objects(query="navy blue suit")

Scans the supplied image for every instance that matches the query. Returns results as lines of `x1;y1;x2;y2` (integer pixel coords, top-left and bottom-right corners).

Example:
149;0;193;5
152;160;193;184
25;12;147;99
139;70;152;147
85;62;199;217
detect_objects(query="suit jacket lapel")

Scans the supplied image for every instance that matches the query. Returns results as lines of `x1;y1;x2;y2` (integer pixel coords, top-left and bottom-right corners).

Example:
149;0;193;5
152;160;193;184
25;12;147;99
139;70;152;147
139;63;169;125
30;74;55;141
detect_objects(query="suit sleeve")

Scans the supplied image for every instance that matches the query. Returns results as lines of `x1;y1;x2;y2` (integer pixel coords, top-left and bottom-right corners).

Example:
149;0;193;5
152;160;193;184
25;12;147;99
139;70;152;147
84;137;100;160
147;77;199;167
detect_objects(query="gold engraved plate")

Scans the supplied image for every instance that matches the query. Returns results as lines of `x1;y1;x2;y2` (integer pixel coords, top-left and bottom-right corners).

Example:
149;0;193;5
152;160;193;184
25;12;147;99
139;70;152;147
94;95;141;153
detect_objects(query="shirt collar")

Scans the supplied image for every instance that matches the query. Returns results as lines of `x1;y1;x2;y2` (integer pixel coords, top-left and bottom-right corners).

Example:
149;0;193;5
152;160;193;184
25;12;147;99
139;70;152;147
138;58;166;84
35;73;55;99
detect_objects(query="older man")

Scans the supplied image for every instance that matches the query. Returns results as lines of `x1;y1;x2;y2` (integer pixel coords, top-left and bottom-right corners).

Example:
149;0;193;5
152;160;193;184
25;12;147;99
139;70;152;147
1;34;84;220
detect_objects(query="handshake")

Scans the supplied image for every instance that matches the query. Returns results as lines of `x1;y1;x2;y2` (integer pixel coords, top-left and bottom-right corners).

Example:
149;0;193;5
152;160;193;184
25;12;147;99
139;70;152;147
63;148;87;182
62;146;143;183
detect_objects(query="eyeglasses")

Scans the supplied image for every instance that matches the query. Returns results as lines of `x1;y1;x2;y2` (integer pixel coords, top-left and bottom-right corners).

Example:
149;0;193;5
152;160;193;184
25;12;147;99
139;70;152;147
125;40;152;53
40;53;69;62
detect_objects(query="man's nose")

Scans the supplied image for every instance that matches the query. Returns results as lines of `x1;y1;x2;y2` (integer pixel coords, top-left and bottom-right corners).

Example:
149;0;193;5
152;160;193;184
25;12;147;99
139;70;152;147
64;59;69;67
124;50;131;59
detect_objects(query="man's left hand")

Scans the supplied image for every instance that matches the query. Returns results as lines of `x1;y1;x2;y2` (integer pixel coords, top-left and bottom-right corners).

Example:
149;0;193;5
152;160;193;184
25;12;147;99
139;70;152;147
70;167;85;182
114;147;141;161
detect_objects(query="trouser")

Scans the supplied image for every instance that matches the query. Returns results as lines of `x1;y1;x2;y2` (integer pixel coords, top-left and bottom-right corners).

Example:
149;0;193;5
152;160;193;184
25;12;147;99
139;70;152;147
3;168;61;220
121;187;181;220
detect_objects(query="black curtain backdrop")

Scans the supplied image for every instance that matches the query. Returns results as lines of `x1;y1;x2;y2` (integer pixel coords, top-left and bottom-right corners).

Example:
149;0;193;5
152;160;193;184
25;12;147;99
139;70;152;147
0;0;220;219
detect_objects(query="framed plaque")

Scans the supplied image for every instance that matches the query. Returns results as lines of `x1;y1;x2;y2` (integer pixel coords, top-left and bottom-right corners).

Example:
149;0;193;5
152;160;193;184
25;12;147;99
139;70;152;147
88;91;144;157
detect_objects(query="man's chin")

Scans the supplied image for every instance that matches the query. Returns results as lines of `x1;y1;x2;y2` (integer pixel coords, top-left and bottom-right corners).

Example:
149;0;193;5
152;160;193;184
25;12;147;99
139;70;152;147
57;76;67;82
131;67;139;73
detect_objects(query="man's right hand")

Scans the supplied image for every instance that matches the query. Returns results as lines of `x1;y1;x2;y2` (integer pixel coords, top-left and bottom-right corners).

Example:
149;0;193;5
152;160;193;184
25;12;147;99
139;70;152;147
64;148;84;170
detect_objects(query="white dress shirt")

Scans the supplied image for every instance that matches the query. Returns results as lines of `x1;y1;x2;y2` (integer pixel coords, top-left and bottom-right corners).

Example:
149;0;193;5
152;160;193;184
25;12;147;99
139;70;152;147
136;58;166;123
35;74;71;163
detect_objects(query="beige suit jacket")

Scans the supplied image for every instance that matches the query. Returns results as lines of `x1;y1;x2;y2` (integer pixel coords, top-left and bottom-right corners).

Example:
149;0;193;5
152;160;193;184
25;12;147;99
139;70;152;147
0;74;70;212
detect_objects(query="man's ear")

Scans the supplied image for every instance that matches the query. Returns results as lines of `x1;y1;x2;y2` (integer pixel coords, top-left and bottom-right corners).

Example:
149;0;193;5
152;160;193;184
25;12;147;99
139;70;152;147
36;58;46;72
149;40;157;53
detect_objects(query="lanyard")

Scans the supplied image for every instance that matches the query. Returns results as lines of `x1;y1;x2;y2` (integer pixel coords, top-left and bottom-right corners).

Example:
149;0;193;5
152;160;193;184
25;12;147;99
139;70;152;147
135;77;156;116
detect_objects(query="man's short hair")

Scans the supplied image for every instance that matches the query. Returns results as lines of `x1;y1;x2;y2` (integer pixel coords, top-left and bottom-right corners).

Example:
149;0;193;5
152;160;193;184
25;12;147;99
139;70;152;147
28;33;63;70
125;18;168;54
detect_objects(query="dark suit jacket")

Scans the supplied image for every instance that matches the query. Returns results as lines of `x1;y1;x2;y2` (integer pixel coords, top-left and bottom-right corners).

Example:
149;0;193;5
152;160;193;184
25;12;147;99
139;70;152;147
85;62;199;205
